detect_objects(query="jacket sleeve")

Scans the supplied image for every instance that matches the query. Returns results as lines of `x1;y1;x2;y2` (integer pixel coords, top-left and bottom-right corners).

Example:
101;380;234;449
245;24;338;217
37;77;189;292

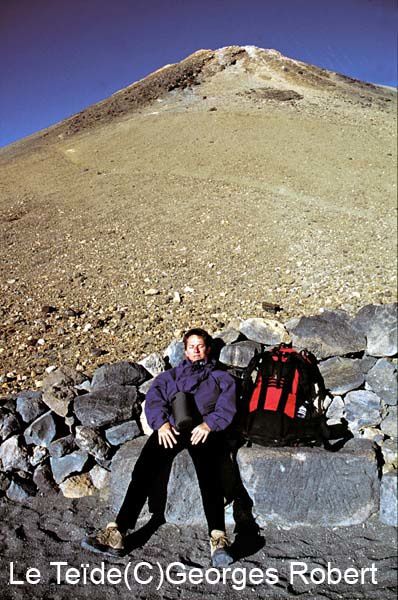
203;371;237;432
145;372;172;431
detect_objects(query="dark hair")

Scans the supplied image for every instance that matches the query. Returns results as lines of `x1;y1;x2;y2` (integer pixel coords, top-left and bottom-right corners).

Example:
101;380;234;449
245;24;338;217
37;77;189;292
183;328;213;349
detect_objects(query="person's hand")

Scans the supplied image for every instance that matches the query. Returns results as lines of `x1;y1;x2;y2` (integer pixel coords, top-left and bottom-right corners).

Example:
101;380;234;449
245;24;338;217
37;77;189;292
158;422;180;448
190;422;211;445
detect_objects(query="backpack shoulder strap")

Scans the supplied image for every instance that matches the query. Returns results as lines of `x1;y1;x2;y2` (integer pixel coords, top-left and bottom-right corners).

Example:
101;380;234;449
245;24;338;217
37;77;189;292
298;348;327;412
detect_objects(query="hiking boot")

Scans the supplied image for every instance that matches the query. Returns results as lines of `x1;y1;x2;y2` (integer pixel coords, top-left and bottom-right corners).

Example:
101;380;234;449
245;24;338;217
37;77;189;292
81;522;125;557
210;529;233;567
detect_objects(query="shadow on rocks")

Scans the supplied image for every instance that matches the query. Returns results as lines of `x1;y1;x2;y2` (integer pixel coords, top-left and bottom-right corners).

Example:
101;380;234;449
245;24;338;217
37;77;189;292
124;513;166;553
230;521;265;561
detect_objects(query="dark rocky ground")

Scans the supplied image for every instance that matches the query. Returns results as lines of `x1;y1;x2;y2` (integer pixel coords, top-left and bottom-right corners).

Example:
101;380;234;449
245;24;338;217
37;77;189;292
0;493;396;600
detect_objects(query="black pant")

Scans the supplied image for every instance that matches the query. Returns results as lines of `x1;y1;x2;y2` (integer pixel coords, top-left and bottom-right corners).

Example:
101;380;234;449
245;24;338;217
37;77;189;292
116;430;227;535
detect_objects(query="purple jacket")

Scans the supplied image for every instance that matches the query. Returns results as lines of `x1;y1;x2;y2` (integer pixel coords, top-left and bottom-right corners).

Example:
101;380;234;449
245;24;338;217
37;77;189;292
145;358;236;432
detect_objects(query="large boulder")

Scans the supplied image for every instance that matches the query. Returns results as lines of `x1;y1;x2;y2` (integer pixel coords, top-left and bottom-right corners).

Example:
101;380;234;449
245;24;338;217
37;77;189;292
91;361;148;389
75;426;111;461
48;434;76;458
50;450;88;484
24;411;57;447
0;435;30;472
109;437;226;526
319;357;365;395
343;391;382;435
239;318;290;345
352;303;397;357
285;310;366;359
365;359;397;406
219;341;262;368
16;391;47;424
42;367;84;417
105;421;141;446
237;440;379;527
74;385;138;428
108;437;380;528
0;409;21;442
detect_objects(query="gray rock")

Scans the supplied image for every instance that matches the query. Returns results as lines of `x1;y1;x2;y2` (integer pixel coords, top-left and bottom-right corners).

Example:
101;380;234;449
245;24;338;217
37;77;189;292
319;357;365;395
365;359;397;406
73;384;138;428
380;439;398;470
326;396;345;425
33;462;58;494
16;391;47;423
6;477;36;502
380;406;397;438
24;411;57;447
42;367;83;417
109;438;225;526
105;421;141;446
353;303;397;357
110;438;381;527
355;355;377;374
89;465;111;490
286;310;366;359
379;472;397;526
344;390;382;435
0;410;21;442
138;353;166;377
219;340;262;368
75;426;111;461
237;440;379;527
91;361;148;389
164;340;185;367
50;450;89;484
0;435;30;472
29;446;48;467
110;438;145;514
48;434;76;458
239;317;289;345
213;328;241;345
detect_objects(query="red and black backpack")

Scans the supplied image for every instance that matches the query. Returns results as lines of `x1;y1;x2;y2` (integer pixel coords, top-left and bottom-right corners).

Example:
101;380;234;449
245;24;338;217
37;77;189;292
243;343;328;446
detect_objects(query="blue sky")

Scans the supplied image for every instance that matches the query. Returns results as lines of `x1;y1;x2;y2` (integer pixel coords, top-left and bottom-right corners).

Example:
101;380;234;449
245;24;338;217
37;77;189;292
1;0;397;148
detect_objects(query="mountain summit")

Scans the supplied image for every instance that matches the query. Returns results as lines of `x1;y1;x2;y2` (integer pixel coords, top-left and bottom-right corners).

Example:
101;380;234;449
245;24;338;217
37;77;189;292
45;45;395;141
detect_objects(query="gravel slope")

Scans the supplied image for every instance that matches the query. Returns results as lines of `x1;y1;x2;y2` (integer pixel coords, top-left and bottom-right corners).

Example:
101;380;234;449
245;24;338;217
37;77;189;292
0;47;396;391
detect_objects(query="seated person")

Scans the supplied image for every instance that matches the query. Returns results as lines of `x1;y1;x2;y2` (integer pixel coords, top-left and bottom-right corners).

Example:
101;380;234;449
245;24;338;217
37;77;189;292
82;328;237;567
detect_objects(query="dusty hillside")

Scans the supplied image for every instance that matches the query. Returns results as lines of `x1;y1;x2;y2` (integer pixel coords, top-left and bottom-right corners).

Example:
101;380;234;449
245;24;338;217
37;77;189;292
0;46;396;391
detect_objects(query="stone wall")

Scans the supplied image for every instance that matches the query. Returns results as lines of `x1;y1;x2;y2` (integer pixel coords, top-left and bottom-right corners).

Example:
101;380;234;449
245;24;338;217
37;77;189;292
0;303;396;527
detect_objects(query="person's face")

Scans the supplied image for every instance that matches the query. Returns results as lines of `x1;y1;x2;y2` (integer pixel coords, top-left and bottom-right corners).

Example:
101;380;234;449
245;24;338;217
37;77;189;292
184;335;210;362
